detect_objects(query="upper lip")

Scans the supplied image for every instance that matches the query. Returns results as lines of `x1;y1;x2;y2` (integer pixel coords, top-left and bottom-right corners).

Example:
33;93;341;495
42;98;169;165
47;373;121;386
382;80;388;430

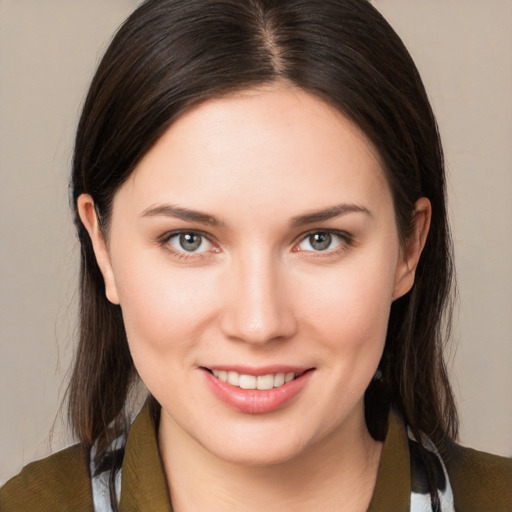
202;365;314;376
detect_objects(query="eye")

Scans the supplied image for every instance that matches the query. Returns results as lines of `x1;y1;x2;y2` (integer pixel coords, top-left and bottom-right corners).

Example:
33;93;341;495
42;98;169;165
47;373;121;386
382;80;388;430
165;232;214;253
295;231;349;252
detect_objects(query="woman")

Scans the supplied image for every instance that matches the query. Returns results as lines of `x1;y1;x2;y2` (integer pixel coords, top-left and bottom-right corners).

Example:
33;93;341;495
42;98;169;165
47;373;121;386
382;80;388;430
1;0;510;510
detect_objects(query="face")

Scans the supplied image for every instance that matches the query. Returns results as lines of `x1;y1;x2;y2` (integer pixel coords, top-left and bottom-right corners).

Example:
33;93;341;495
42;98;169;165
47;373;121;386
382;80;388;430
80;86;427;466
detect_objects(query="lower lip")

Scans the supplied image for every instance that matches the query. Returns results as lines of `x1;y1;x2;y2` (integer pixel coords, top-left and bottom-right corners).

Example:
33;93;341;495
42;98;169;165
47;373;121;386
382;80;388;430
203;369;314;414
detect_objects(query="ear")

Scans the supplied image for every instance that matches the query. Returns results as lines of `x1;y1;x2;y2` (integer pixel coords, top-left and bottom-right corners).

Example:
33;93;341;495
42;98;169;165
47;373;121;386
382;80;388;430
393;197;431;300
77;194;120;305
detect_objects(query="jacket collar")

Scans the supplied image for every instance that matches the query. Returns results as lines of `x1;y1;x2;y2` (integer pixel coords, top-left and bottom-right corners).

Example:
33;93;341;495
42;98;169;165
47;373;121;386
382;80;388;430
367;410;410;511
119;402;172;511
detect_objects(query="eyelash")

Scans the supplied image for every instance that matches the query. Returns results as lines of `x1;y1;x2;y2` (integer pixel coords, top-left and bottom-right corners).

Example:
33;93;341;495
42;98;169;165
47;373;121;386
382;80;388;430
293;230;353;256
158;229;354;261
158;230;218;260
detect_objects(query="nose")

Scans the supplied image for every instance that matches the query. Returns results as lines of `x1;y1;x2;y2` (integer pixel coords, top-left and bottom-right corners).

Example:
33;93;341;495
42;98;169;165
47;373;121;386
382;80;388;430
218;250;297;345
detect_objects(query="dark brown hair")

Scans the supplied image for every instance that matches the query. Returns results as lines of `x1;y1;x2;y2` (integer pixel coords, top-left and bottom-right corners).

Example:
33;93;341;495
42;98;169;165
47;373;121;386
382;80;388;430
69;0;457;508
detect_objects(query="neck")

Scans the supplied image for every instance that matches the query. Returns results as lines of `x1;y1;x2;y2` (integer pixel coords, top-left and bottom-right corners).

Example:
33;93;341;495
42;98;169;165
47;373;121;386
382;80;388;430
158;409;382;512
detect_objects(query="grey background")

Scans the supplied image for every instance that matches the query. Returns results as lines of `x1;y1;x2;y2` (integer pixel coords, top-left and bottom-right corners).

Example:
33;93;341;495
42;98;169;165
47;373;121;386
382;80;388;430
1;0;511;484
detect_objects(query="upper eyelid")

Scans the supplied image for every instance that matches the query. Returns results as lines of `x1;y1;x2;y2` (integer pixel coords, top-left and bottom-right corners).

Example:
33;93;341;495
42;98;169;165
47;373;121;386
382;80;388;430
295;228;353;243
159;229;216;243
303;228;351;237
159;227;351;239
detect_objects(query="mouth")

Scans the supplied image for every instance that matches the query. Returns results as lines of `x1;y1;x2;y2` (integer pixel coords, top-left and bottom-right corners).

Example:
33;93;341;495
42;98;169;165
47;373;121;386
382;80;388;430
203;368;306;390
202;366;315;414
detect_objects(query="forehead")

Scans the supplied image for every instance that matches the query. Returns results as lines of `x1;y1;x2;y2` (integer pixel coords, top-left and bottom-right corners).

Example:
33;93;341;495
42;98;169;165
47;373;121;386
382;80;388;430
115;86;391;220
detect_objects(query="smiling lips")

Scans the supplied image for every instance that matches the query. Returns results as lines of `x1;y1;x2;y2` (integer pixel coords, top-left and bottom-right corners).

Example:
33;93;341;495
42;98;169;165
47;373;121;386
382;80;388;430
203;367;314;414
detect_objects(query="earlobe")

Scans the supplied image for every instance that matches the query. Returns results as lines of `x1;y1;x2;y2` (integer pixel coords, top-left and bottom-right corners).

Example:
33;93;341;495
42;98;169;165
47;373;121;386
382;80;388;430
77;194;120;305
393;197;431;300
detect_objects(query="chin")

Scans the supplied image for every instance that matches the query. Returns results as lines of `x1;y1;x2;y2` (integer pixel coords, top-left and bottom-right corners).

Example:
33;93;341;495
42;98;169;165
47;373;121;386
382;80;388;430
198;422;315;467
210;441;307;467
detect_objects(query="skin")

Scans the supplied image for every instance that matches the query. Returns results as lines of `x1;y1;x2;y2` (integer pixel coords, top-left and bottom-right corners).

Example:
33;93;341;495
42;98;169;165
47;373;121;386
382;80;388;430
79;85;430;511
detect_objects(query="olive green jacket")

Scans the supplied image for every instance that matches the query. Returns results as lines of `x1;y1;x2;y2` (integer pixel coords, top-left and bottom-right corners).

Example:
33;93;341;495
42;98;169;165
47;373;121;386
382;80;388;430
1;404;511;511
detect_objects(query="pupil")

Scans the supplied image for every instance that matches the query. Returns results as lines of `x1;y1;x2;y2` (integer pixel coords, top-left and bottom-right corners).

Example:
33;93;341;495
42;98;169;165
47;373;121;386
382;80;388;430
180;233;202;251
310;232;331;251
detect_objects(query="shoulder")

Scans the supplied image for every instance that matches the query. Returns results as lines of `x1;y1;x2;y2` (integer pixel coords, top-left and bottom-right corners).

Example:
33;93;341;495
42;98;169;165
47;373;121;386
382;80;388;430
0;444;93;512
444;442;512;511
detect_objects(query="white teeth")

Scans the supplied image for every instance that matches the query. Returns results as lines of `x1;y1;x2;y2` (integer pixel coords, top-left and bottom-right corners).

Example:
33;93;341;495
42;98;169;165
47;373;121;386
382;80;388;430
285;372;295;383
227;371;239;386
274;373;285;387
211;369;298;389
213;370;228;381
239;374;257;389
257;374;274;390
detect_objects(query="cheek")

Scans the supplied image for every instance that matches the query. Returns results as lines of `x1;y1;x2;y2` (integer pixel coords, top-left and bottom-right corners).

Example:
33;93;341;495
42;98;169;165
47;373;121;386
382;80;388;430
298;261;394;339
294;248;397;359
111;250;220;362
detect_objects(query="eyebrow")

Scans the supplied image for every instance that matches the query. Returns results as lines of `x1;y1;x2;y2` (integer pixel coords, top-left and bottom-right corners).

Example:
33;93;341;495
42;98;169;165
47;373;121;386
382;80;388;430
290;204;372;227
141;204;226;227
141;202;372;228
